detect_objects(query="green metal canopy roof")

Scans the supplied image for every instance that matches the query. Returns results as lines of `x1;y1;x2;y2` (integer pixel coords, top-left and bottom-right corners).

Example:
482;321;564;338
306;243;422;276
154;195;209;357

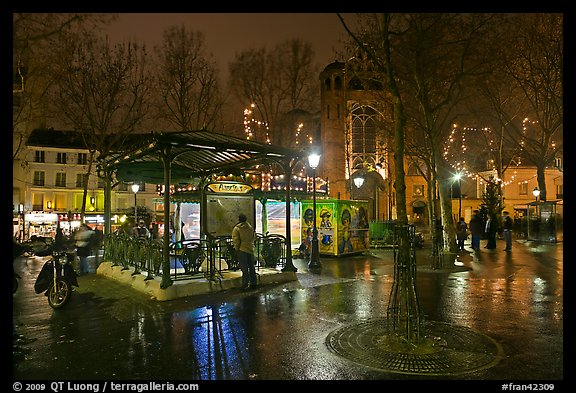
98;129;305;183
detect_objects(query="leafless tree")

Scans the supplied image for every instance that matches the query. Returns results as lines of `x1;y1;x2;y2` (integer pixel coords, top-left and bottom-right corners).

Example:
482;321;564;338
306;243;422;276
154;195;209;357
338;12;416;341
446;13;562;208
47;32;151;221
385;13;496;254
228;38;320;146
502;13;563;202
152;25;225;131
12;13;114;162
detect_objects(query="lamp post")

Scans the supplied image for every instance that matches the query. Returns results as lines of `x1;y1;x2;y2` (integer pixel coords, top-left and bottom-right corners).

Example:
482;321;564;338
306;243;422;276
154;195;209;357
532;186;541;215
453;172;462;219
354;176;365;191
18;203;24;242
132;183;140;226
532;187;541;240
308;152;321;270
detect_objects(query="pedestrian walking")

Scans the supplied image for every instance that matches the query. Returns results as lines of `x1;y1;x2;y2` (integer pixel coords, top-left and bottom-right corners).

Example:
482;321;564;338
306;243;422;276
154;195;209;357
75;223;94;275
150;222;159;239
502;211;513;251
455;217;468;251
469;210;483;251
53;226;66;251
231;213;257;290
485;214;497;249
133;220;151;239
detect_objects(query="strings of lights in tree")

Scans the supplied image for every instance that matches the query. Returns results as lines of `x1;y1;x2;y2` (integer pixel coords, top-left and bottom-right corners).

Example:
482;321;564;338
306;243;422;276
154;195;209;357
240;102;330;197
244;103;270;144
442;121;552;192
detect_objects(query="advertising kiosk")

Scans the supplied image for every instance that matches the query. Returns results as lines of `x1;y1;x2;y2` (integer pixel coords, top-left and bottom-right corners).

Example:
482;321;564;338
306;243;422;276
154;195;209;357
301;199;369;256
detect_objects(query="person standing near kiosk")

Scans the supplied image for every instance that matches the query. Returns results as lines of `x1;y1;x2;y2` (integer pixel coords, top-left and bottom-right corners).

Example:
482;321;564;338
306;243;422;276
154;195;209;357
232;213;257;290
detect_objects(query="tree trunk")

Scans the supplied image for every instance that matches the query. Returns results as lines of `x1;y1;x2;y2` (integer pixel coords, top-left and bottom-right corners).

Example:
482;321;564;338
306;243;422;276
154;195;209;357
537;163;547;201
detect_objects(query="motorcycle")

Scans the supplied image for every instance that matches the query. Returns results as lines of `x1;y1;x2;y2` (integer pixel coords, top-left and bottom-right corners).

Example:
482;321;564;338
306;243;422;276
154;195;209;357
21;235;54;257
34;249;79;309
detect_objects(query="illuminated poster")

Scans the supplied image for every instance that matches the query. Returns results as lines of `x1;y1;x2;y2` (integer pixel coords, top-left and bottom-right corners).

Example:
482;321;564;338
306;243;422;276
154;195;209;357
338;201;370;255
317;202;335;254
301;199;369;256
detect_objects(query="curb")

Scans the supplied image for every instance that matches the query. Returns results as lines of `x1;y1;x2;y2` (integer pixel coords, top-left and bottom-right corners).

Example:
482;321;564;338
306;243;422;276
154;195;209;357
96;261;297;301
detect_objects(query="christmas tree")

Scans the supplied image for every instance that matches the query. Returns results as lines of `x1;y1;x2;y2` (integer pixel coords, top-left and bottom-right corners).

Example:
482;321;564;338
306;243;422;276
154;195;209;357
479;175;503;224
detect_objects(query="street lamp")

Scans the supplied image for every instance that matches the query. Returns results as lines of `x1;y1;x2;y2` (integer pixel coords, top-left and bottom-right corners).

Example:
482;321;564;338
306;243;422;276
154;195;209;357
353;175;364;201
453;172;462;219
308;152;321;270
532;186;540;202
532;186;541;215
132;183;140;225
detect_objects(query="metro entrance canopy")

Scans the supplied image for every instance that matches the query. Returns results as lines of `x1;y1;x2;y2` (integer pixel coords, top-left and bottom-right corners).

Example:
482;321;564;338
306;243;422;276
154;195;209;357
99;129;305;183
97;129;306;288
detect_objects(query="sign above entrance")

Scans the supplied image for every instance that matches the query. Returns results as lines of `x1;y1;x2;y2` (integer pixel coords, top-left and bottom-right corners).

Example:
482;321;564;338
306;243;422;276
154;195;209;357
25;212;58;223
206;182;253;194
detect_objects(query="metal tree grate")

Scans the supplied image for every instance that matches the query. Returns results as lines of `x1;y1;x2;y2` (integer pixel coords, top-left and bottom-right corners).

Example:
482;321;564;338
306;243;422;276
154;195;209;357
326;319;504;376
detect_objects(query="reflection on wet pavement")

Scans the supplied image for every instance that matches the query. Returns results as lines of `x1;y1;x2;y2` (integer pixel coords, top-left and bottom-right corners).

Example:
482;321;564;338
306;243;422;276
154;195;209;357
13;240;562;381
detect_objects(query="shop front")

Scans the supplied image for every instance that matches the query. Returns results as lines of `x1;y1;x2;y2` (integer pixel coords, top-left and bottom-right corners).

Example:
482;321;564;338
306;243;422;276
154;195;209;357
56;212;82;237
25;212;59;239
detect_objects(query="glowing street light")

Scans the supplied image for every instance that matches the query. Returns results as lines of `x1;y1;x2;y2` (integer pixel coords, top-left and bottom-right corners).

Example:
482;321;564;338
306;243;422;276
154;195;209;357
132;183;140;226
532;186;540;202
308;152;321;270
453;172;463;218
354;176;365;189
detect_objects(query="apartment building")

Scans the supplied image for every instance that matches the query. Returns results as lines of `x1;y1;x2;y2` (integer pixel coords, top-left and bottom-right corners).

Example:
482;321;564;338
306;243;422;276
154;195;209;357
13;129;159;239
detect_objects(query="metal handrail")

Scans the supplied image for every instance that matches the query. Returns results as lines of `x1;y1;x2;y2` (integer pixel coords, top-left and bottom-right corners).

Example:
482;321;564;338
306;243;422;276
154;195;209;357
102;232;287;286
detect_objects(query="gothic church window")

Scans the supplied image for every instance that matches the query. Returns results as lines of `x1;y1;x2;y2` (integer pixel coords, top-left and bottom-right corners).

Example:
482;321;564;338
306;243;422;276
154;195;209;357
351;106;377;155
335;76;342;90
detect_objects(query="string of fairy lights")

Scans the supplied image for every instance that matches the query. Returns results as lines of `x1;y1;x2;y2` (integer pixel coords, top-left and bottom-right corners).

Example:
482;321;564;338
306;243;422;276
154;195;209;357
443;117;557;190
243;103;270;144
242;102;325;194
243;103;315;147
155;172;323;195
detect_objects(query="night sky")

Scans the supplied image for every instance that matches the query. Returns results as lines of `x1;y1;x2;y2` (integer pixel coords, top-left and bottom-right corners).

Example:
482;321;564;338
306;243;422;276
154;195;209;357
101;13;355;73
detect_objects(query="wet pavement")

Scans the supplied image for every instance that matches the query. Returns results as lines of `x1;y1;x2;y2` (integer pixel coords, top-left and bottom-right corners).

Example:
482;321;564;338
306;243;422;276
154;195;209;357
12;237;563;385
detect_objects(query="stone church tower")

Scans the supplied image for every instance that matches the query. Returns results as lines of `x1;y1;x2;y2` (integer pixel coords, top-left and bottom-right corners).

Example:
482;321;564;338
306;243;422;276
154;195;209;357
317;49;395;221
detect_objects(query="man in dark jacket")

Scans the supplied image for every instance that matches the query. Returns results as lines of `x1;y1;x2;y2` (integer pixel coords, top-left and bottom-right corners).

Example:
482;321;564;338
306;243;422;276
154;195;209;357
469;210;484;252
232;213;257;290
485;214;498;249
502;211;513;251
